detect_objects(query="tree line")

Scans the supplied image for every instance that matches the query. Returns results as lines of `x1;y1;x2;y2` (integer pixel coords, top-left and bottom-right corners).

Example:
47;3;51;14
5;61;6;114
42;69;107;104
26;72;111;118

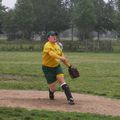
0;0;120;41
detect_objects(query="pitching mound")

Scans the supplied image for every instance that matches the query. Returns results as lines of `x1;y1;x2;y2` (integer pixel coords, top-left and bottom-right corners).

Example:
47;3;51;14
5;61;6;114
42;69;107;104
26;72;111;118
0;90;120;116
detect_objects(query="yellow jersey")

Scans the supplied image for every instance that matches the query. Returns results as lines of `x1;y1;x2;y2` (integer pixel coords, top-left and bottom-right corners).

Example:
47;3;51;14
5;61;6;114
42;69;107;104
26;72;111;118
42;41;63;67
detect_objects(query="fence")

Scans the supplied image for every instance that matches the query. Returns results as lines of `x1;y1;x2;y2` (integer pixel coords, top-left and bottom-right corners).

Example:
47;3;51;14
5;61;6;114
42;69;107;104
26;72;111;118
0;39;120;52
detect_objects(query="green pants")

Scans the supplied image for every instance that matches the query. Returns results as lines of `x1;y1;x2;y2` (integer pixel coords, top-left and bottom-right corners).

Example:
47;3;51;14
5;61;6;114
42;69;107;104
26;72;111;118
42;64;64;84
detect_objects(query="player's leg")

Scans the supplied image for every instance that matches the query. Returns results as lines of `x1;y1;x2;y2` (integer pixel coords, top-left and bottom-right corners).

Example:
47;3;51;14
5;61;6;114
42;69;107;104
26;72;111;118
42;65;57;100
57;74;75;105
48;82;56;100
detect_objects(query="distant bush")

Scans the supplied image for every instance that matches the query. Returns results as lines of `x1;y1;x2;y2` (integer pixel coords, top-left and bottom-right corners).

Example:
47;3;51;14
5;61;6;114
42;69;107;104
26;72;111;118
0;39;120;52
0;40;43;51
61;40;119;52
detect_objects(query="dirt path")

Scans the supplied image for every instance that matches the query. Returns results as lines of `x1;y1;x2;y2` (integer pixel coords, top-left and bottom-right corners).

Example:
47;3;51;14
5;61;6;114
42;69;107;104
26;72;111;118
0;90;120;116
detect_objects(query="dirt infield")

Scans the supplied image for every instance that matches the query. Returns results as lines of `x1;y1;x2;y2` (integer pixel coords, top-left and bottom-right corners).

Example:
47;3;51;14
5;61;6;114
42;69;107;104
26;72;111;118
0;90;120;116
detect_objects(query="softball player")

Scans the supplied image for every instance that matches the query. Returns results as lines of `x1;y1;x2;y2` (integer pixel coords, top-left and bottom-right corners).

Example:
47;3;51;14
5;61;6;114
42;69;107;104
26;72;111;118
42;31;75;105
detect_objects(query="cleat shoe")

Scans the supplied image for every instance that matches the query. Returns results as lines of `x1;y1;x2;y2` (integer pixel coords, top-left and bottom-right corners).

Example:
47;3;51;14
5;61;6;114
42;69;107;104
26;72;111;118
49;89;54;100
68;98;75;105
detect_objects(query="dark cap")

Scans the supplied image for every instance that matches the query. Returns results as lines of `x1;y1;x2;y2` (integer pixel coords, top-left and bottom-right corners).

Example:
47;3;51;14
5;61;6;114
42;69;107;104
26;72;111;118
47;31;58;38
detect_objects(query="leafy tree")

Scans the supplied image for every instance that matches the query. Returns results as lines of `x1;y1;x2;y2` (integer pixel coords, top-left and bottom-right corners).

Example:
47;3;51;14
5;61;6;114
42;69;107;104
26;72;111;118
7;0;70;40
93;0;106;40
0;0;6;33
14;0;34;40
113;0;120;37
72;0;96;41
93;0;115;40
114;0;120;11
32;0;70;33
110;0;120;11
113;11;120;38
119;0;120;10
2;10;18;40
104;1;115;31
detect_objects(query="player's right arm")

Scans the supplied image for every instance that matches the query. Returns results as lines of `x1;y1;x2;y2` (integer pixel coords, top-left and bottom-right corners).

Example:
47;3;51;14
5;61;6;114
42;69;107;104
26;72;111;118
49;51;67;61
48;51;61;59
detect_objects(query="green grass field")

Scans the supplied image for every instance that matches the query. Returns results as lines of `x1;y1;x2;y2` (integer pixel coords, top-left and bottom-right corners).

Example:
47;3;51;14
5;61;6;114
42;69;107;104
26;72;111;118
0;52;120;119
0;52;120;98
0;107;120;120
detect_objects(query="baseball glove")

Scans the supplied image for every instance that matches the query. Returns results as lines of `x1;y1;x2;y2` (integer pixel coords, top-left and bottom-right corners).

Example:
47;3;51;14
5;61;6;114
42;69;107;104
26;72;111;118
68;66;80;79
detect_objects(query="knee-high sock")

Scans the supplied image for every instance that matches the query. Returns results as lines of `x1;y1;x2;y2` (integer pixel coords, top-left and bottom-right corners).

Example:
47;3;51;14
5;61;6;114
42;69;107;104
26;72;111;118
61;83;73;100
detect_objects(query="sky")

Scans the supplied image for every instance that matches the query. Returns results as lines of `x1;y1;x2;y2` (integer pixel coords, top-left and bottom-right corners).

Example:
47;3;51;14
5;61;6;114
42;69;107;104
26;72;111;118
2;0;109;9
2;0;17;9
